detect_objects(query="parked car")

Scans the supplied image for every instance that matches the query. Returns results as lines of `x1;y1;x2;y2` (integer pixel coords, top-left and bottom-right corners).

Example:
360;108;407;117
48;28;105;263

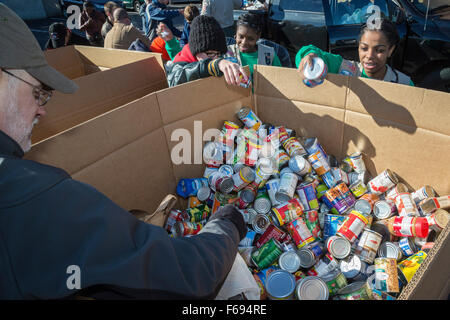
234;0;450;92
122;0;144;12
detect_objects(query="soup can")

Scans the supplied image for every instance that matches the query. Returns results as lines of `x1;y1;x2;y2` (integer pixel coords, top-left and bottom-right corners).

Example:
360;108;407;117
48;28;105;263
397;251;427;284
203;141;224;167
272;198;304;227
275;171;299;203
295;276;329;300
283;137;307;157
323;214;347;240
251;238;284;270
374;257;399;293
253;189;272;214
378;241;403;261
253;266;279;300
237;188;256;209
395;192;420;217
266;178;281;207
412;185;436;204
266;269;297;300
349;180;368;198
322;270;348;296
272;148;290;169
304;210;322;239
252;213;271;234
173;221;203;237
326;235;351;259
367;169;398;195
336;210;369;243
336;281;373;300
289;155;312;176
285;216;315;249
360;193;380;210
303;57;328;87
386;182;409;201
373;200;396;220
297;247;317;269
354;199;372;215
278;251;301;273
349;152;366;173
232;166;255;192
296;182;319;211
256;224;290;249
236;106;261;130
354;228;383;264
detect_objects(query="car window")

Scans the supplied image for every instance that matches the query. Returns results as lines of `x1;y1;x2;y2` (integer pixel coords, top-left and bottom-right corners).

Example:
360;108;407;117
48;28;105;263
327;0;389;25
279;0;323;12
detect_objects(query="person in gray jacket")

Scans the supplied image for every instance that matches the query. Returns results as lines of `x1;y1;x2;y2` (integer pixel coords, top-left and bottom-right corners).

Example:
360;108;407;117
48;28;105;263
0;3;246;300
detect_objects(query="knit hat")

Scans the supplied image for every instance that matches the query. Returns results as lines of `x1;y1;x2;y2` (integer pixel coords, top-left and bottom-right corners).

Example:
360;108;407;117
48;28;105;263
188;15;227;57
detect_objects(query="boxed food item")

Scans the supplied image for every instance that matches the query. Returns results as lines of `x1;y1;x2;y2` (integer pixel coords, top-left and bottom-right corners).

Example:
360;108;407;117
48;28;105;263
25;65;449;299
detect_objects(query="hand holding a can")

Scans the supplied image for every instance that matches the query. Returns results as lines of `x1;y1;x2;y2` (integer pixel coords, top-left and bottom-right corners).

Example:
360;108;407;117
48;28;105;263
156;22;173;42
218;59;249;87
297;53;317;81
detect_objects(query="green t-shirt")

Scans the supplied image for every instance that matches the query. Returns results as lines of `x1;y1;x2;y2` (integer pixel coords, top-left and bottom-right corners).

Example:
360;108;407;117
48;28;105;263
240;50;282;79
295;44;414;86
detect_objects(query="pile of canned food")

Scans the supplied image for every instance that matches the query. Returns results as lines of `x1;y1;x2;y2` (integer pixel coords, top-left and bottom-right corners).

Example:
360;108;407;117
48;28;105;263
169;106;450;300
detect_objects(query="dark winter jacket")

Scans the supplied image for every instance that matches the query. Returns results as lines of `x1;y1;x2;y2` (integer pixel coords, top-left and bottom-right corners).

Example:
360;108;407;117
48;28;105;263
0;129;245;299
146;0;182;41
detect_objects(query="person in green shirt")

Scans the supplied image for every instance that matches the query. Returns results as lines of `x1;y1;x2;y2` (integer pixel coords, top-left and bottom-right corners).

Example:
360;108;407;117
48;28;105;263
296;18;414;86
226;12;282;80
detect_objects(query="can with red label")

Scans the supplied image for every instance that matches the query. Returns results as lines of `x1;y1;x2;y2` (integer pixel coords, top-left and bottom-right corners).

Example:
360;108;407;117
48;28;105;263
388;216;429;238
367;169;398;195
283;137;307;157
232;166;255;192
237;188;256;209
272;198;304;227
337;210;369;243
304;210;322;239
360;193;380;210
285;216;315;249
256;224;290;248
164;209;190;232
173;221;203;237
395;192;420;217
386;183;409;201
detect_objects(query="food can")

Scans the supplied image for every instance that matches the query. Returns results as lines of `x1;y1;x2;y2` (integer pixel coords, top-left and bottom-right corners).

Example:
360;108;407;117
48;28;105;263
374;257;399;293
208;171;234;194
173;221;203;237
253;189;272;214
386;183;409;201
349;180;368;198
315;184;328;201
203;141;224;167
272;198;304;227
397;251;427;283
239;228;257;247
203;166;218;180
303;57;328;88
197;185;211;202
239;208;258;225
266;269;297;300
304;210;322;239
377;242;403;261
360;193;380;210
276;126;291;145
323;214;347;240
373;200;395;220
187;196;201;209
255;157;277;187
236;106;262;130
336;210;369;243
251;238;284;270
256;224;289;248
275;171;299;203
336;281;373;300
331;167;349;185
164;209;190;232
336;182;356;207
367;169;398;195
289;155;312;176
412;185;436;204
278;251;301;273
232;166;255;192
283;137;307;157
253;266;279;300
295;276;329;300
427;209;450;232
308;150;330;176
398;237;418;257
322;270;348;296
237;188;256;209
354;199;372;215
286;216;315;249
297;247;317;269
395;192;420;217
390;216;429;238
326;235;351;259
296;182;319;211
266;178;281;207
272;148;290;169
339;254;369;282
323;187;350;215
349;152;366;173
320;170;338;189
252;213;271;234
354;228;383;264
186;204;211;222
348;170;371;185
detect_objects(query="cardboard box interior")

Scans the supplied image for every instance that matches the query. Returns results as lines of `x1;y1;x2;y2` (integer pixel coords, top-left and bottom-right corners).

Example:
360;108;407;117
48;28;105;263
25;66;450;299
32;46;167;145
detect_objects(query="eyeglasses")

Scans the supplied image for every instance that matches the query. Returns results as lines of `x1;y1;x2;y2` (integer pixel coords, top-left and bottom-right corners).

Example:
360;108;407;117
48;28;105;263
2;69;52;106
205;51;221;59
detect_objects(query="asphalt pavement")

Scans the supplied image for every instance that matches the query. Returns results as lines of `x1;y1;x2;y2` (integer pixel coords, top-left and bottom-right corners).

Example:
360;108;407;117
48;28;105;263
27;6;186;50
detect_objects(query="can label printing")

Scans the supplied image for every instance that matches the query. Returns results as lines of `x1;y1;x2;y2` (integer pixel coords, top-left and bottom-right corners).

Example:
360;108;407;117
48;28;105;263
411;186;436;204
272;149;290;169
283;137;307;157
237;107;261;130
397;251;427;283
349;180;368;198
176;221;203;237
186;204;211;222
276;172;298;201
164;209;189;232
368;169;397;195
253;266;279;300
304;210;322;239
337;210;369;243
239;229;257;247
331;167;349;185
395;193;420;217
272;198;304;226
398;238;416;257
325;272;348;296
251;238;283;270
321;170;338;189
349;152;366;173
256;224;289;248
296;182;319;211
360;193;380;210
266;178;281;207
285;216;315;249
308;150;330;176
323;214;347;239
355;229;383;264
374;258;399;293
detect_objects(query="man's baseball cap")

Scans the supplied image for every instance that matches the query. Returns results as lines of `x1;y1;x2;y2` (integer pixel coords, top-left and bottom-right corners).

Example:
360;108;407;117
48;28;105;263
0;3;78;94
49;22;68;49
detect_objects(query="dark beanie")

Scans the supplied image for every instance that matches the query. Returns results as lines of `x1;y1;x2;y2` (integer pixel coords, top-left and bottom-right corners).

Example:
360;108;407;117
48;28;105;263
189;15;227;56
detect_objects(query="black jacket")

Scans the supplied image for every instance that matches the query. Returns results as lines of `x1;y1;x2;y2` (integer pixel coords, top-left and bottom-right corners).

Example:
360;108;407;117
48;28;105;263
0;130;245;299
167;58;223;87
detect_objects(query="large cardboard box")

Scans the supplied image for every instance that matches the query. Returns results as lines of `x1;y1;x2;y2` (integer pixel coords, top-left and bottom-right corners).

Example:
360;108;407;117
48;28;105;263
25;66;450;299
32;45;167;144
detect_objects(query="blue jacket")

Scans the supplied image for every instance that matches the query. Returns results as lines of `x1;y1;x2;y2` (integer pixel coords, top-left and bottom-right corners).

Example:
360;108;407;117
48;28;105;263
179;21;190;48
146;0;182;41
0;130;244;299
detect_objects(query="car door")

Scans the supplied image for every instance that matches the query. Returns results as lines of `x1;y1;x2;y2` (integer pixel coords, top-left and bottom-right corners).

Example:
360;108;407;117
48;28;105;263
265;0;328;61
322;0;392;61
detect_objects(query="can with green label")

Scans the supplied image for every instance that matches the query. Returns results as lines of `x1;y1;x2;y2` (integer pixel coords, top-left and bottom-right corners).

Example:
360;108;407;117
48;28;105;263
251;238;284;270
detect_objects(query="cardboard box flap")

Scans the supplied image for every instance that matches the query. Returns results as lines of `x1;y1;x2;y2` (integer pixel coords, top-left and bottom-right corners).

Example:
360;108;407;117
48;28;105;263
44;45;85;79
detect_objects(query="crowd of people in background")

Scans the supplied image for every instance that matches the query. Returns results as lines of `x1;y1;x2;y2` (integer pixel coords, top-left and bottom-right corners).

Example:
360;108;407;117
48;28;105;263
45;0;413;88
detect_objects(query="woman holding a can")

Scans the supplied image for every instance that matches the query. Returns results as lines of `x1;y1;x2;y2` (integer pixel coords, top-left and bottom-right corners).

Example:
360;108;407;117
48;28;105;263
296;19;414;86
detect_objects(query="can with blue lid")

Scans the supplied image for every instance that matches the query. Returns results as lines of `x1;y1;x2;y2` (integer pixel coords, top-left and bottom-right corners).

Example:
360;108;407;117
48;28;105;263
303;57;328;88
